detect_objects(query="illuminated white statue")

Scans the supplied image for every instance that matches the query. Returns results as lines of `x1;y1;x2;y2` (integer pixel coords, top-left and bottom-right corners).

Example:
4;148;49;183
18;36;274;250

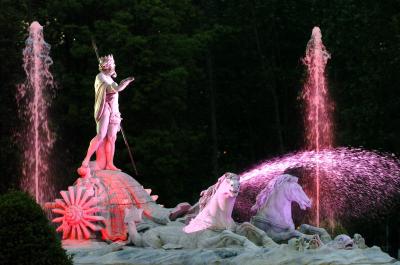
183;172;240;233
81;55;134;171
251;174;330;243
124;173;276;249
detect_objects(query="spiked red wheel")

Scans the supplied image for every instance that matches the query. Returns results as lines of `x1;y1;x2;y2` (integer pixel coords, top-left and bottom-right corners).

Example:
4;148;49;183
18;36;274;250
51;186;105;240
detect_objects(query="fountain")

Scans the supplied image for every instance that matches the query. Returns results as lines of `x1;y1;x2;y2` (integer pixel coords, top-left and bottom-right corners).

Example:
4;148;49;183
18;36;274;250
235;27;400;231
302;27;333;151
38;25;400;264
16;21;56;205
301;27;333;226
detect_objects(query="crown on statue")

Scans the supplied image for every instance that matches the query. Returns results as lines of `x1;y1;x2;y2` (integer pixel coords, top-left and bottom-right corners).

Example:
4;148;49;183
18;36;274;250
98;54;115;71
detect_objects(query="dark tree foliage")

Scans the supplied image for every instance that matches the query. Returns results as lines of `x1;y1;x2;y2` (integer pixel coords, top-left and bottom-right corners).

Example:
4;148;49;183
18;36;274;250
0;191;73;265
0;0;399;256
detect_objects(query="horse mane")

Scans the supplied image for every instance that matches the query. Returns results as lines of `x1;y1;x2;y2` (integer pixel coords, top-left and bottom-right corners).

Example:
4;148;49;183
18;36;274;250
198;172;236;211
251;174;296;212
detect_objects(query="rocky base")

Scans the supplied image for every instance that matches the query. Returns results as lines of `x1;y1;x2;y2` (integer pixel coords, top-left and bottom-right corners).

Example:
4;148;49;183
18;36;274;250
63;240;399;265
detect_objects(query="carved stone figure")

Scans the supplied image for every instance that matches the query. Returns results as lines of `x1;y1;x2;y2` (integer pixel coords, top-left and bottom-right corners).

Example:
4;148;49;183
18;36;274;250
124;173;277;250
288;233;363;252
353;233;367;249
81;55;134;171
327;234;355;249
288;236;309;251
183;172;240;233
124;206;144;246
308;234;324;249
250;174;330;242
47;169;187;241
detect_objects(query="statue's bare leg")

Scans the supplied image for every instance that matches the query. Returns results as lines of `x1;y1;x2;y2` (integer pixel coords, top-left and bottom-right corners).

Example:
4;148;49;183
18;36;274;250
82;136;103;167
82;108;110;167
105;123;120;171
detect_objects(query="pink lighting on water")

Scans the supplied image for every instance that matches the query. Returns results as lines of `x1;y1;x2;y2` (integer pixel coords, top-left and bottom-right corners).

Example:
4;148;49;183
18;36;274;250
302;27;333;150
301;27;333;226
16;21;56;205
236;148;400;224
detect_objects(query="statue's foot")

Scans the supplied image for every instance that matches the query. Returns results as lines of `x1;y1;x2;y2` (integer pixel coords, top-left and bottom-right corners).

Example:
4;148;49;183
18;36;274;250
106;164;121;171
77;166;90;177
78;160;91;177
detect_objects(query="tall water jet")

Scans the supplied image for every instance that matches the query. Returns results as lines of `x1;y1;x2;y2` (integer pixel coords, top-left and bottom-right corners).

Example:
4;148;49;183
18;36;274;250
301;27;333;226
16;21;56;205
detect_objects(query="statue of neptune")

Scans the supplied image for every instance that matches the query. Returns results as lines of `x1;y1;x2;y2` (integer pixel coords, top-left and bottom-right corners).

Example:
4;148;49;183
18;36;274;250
81;54;134;171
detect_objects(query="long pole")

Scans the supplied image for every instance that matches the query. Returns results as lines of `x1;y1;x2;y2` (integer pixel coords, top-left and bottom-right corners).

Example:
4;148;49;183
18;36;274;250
120;126;139;176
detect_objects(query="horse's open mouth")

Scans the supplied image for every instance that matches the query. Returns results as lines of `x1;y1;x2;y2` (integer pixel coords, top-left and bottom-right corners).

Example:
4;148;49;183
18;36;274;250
229;189;239;195
345;243;354;249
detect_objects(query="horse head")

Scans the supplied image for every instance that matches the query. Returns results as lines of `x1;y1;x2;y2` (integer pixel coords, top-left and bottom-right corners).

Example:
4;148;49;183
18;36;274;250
198;172;240;211
251;174;313;240
284;176;311;210
252;174;311;213
219;172;240;198
183;172;239;233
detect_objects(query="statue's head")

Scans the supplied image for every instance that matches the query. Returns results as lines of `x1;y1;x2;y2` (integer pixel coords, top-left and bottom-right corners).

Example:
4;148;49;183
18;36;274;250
332;234;355;249
99;54;116;77
198;172;240;211
222;172;240;197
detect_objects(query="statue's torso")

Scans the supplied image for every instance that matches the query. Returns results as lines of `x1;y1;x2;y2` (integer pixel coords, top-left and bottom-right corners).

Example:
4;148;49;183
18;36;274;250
94;72;120;120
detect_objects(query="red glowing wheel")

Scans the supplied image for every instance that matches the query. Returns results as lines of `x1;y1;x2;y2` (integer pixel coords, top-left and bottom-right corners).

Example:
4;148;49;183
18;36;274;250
51;186;105;240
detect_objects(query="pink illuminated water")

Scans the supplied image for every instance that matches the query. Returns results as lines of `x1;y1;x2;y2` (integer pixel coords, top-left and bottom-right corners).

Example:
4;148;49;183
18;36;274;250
235;148;400;225
16;22;56;205
301;27;333;226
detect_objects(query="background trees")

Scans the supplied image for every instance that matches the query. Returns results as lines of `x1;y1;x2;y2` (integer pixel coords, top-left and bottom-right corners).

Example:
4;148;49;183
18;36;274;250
0;0;399;257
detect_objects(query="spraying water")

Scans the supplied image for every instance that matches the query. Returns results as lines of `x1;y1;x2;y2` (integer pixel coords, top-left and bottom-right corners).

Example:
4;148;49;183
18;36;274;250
235;148;400;224
234;28;400;228
301;27;333;226
16;21;56;205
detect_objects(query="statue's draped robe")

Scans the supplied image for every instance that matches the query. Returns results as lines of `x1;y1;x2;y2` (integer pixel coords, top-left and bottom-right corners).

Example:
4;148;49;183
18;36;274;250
94;72;119;122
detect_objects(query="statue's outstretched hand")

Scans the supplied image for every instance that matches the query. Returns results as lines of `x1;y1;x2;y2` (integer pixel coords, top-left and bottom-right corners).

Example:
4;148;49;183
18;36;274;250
122;77;135;85
117;77;135;92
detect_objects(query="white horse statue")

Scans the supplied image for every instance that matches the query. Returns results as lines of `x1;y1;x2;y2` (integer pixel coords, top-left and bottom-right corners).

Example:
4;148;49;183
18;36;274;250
183;172;240;233
125;173;277;250
250;174;330;243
